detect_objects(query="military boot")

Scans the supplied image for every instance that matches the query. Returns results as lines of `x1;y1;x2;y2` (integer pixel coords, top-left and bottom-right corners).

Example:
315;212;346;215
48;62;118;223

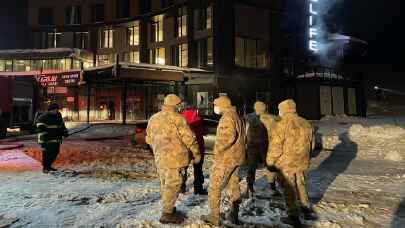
194;187;208;195
226;202;241;225
159;212;185;224
301;206;318;220
246;184;256;199
270;182;282;197
201;214;220;226
281;215;302;228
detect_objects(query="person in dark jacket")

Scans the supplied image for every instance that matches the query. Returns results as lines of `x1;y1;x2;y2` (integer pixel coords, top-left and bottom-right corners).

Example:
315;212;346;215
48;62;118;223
181;105;209;195
36;103;69;173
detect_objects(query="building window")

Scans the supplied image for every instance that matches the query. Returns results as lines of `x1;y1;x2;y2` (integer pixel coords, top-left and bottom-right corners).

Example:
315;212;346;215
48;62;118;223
75;32;89;49
47;32;62;48
171;43;188;67
99;29;113;48
127;23;140;46
198;5;212;30
117;0;130;19
0;60;13;72
235;37;269;69
176;7;187;37
97;54;114;66
43;59;72;71
66;6;81;25
13;60;32;72
150;47;165;65
39;7;54;25
197;37;213;67
151;15;164;42
124;51;140;63
93;0;105;23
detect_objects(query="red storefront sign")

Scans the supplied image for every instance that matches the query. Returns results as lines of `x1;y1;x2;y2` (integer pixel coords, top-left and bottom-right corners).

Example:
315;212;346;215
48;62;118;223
37;71;81;87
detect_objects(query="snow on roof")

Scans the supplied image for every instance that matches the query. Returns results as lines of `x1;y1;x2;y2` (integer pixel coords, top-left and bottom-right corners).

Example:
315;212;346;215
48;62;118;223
83;64;115;72
296;72;344;80
0;48;93;60
328;33;368;45
120;62;212;73
0;48;74;55
84;62;212;74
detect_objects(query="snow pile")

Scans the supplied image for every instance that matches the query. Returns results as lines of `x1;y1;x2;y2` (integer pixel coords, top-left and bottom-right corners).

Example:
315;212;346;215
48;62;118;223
348;124;405;139
314;116;405;160
384;151;403;162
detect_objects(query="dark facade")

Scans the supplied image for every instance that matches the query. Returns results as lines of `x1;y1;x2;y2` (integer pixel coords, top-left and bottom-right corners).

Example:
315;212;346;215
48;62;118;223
0;0;285;122
0;1;29;49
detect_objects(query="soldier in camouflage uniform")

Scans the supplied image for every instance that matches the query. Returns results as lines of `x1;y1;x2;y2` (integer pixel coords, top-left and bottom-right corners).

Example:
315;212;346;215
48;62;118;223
146;94;201;224
267;99;316;227
245;101;279;198
202;96;246;226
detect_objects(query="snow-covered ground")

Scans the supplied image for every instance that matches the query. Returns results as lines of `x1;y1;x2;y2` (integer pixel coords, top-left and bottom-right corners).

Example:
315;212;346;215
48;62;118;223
1;117;405;227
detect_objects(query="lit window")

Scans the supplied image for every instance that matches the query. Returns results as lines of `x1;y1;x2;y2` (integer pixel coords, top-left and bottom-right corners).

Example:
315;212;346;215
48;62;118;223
176;7;187;37
97;54;114;66
150;48;165;65
206;6;212;29
246;39;257;68
198;5;212;30
0;60;5;72
235;37;244;66
47;32;62;48
235;37;269;69
99;29;113;48
207;37;213;65
151;15;164;42
179;43;188;67
75;32;89;49
127;22;140;46
197;37;213;67
172;43;188;67
124;51;140;63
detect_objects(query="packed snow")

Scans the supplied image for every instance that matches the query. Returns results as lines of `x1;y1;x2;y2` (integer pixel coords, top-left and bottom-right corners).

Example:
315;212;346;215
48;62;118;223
1;117;405;227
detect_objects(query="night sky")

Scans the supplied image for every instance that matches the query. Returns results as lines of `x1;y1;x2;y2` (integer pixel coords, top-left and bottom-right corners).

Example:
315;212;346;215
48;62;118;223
340;1;404;68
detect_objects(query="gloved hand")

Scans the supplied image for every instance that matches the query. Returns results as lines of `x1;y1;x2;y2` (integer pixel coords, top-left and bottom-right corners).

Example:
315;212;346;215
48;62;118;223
192;154;201;165
267;165;278;172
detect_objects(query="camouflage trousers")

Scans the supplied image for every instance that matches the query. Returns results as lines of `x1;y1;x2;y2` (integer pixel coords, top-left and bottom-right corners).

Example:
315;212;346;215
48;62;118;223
279;171;310;216
157;167;187;214
208;163;241;218
246;145;277;191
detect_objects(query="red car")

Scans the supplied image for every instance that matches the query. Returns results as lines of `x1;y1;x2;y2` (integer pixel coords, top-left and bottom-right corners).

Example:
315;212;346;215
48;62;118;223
131;122;149;148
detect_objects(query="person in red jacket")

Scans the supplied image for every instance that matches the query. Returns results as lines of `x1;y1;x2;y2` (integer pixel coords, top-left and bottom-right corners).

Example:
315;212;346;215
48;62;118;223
181;105;209;195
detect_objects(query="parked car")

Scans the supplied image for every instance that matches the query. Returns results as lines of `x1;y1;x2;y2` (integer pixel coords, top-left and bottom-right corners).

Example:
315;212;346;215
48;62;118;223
131;122;148;148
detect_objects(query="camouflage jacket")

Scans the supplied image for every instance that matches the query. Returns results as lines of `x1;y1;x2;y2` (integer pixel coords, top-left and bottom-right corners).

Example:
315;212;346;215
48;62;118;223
213;107;246;167
146;106;200;169
266;113;314;173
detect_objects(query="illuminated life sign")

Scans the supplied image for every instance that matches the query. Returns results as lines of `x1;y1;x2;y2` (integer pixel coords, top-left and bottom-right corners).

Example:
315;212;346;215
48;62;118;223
309;0;319;52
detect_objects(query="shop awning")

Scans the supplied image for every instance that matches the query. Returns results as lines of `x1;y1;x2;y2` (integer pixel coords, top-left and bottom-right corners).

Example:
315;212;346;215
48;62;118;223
83;62;213;83
0;48;93;60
